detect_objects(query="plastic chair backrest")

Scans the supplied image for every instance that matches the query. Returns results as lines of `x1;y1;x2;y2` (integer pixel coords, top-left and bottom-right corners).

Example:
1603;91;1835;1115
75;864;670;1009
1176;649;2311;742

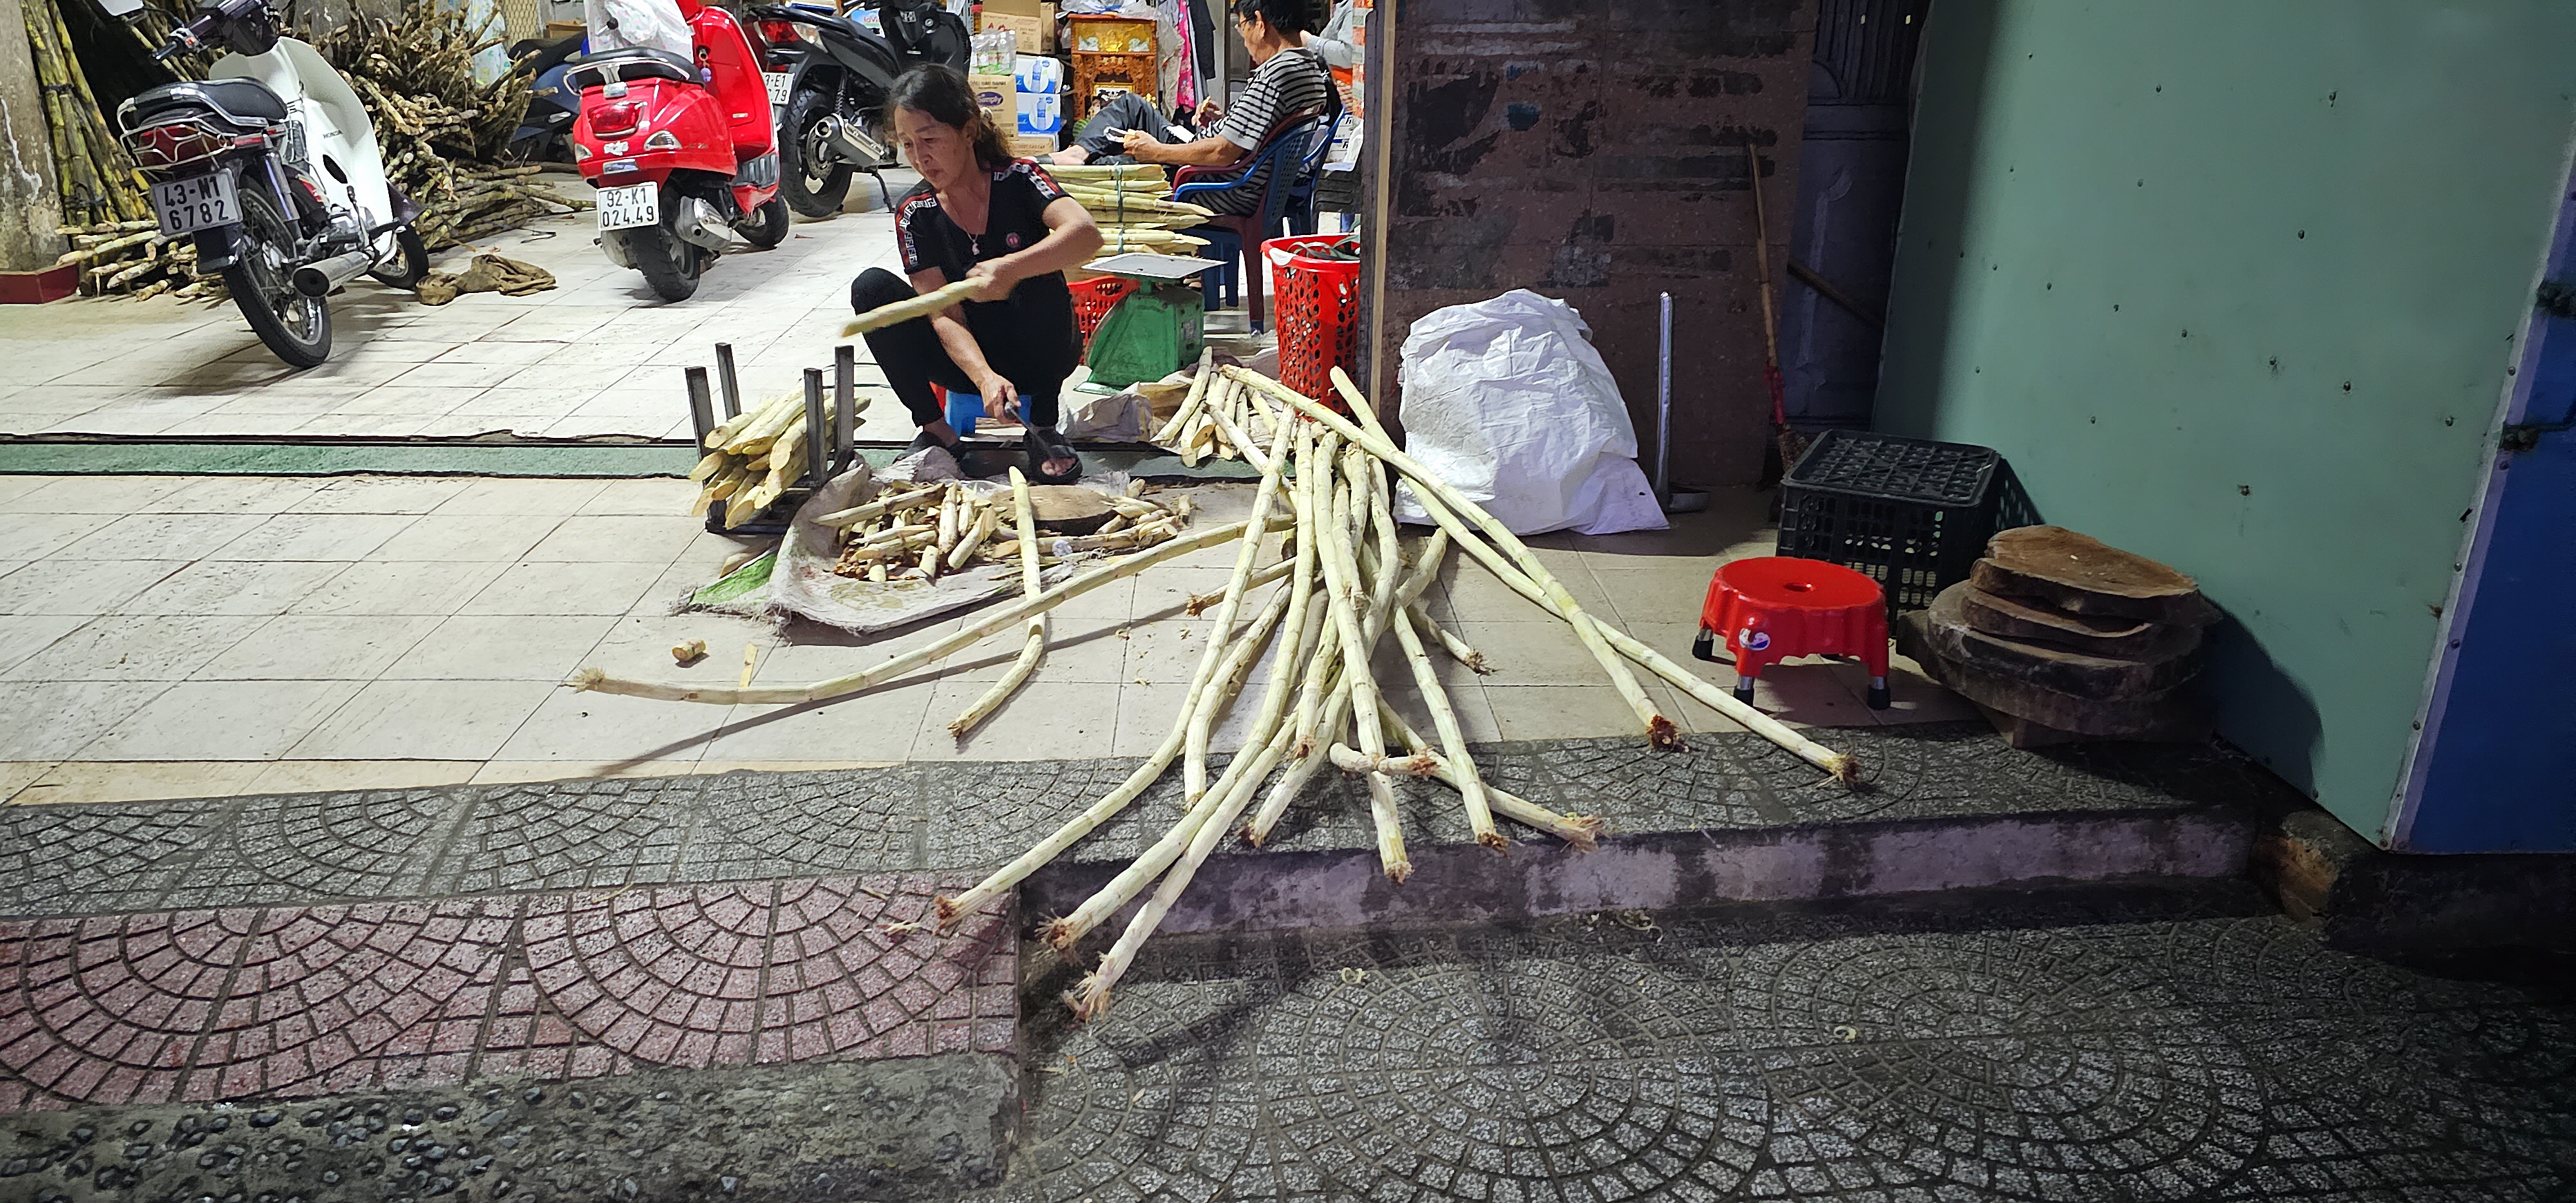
1297;107;1343;178
1172;108;1323;199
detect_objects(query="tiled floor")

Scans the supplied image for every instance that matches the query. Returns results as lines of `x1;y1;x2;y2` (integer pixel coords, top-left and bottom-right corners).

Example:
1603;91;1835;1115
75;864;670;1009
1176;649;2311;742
0;473;1971;806
0;178;940;443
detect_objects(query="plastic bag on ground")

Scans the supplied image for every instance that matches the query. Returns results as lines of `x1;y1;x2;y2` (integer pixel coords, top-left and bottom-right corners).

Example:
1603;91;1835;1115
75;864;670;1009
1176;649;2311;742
1393;289;1667;536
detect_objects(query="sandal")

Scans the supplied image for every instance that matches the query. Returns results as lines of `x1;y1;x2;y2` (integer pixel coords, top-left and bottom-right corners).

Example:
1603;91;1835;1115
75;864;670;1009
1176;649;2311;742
905;430;996;478
1023;426;1081;484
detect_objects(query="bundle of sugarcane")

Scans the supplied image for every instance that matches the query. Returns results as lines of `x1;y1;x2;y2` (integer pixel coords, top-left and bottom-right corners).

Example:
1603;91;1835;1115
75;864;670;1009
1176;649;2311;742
1047;165;1213;252
571;366;1866;1024
50;220;227;301
23;0;151;231
309;4;587;251
688;391;869;528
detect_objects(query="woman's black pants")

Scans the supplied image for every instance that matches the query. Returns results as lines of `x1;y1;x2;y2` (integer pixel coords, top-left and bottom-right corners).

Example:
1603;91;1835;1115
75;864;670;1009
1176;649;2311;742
850;267;1075;428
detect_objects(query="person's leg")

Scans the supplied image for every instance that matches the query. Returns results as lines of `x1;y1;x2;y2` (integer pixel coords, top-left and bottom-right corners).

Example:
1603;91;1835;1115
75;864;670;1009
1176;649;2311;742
968;296;1083;480
851;268;978;435
1057;92;1176;162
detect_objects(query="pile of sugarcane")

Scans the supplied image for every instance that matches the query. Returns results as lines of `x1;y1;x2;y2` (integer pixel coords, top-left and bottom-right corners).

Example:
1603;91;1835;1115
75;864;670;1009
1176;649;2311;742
1049;164;1212;254
308;3;586;249
1148;349;1285;466
22;0;148;232
52;219;230;301
573;358;1865;1022
815;478;1185;585
688;391;869;527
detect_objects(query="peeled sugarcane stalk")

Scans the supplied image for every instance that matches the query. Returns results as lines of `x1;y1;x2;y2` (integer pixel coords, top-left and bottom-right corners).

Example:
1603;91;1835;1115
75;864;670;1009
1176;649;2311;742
1318;473;1408;881
576;516;1288;705
1153;348;1216;446
935;484;963;564
1177;410;1297;803
949;469;1048;737
1325;743;1439;777
934;514;1301;927
1387;571;1501;848
1231;365;1681;750
1041;574;1296;951
1376;708;1604;849
842;278;982;338
818;482;943;527
705;393;792;449
1408;603;1490;674
1186;558;1293;615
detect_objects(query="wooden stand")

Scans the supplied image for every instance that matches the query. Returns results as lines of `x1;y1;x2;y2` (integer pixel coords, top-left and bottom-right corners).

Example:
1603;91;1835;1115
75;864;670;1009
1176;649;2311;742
1068;14;1157;122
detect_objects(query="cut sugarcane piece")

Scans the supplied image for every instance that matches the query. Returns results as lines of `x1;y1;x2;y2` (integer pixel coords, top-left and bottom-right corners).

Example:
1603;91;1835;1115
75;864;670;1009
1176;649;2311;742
818;482;943;528
1152;348;1216;445
1409;602;1491;673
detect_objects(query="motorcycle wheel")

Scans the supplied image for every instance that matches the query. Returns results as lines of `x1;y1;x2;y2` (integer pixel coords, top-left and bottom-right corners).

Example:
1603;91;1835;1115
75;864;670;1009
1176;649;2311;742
368;227;431;290
741;196;790;249
630;225;702;303
221;180;332;368
779;85;853;219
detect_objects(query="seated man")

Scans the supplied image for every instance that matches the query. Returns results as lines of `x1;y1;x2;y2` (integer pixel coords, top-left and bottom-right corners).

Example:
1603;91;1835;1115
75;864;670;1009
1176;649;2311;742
1045;0;1332;216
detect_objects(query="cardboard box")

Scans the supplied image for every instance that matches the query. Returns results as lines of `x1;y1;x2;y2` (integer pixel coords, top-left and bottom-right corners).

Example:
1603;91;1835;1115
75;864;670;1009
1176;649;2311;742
981;12;1047;53
544;19;585;39
980;0;1043;16
968;74;1015;121
1009;133;1057;158
1016;88;1062;135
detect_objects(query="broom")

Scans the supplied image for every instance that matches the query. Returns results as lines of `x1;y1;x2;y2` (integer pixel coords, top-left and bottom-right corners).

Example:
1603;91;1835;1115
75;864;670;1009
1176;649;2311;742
1747;140;1811;479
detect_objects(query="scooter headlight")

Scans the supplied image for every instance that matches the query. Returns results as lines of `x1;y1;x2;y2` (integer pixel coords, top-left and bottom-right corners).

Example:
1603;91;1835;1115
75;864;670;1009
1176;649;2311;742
643;130;682;151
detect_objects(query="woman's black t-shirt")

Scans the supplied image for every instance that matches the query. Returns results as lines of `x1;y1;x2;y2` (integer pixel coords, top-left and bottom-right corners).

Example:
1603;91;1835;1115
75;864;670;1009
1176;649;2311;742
894;159;1076;352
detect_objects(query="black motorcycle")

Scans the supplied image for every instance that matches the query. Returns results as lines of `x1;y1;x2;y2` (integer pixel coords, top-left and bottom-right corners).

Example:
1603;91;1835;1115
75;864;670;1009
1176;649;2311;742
749;0;969;218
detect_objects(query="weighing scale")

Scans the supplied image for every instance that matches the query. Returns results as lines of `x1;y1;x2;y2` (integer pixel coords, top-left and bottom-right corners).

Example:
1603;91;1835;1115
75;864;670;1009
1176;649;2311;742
1079;252;1222;388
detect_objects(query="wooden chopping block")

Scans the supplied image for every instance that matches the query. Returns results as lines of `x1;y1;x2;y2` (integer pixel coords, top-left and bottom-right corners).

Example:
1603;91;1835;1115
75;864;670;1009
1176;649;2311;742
1918;583;2201;697
1971;701;2208;750
1898;610;2202;739
1960;587;2203;659
1028;484;1117;535
1973;525;2218;623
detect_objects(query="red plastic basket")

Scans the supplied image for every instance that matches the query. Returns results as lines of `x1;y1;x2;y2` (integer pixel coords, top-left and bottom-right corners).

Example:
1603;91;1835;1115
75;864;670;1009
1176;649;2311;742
1072;275;1138;352
1264;234;1361;407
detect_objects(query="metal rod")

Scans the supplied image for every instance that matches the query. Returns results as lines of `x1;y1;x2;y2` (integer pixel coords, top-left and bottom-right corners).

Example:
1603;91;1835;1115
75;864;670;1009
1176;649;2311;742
715;342;742;418
803;368;829;489
1654;291;1673;503
685;365;715;450
833;343;857;473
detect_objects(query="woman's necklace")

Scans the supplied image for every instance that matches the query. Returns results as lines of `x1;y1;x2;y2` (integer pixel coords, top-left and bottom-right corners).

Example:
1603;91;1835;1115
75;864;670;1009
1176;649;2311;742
945;175;995;258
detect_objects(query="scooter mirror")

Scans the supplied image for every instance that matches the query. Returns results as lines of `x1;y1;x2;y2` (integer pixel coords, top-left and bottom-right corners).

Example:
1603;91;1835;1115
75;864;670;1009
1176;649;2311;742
95;0;146;19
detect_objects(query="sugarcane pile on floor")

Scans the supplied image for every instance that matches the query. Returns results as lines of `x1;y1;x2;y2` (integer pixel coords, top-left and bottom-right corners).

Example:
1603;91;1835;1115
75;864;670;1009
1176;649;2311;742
574;366;1860;1021
1148;349;1281;465
815;478;1186;583
688;391;869;527
308;4;587;249
26;0;211;299
1048;164;1211;254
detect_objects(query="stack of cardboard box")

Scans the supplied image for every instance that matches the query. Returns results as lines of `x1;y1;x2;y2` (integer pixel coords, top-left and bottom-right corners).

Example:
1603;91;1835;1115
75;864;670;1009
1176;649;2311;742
980;0;1064;156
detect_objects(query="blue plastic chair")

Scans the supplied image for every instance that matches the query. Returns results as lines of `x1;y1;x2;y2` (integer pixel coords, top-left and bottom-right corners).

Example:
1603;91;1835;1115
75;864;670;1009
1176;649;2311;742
1171;113;1323;332
1284;108;1346;236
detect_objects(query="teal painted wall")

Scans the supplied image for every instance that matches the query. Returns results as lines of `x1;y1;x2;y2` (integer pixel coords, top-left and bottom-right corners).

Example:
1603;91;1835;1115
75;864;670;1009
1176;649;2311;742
1875;1;2576;840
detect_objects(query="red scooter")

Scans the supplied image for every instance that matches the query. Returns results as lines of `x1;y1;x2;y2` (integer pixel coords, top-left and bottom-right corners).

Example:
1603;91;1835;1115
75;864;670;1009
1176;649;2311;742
569;0;788;301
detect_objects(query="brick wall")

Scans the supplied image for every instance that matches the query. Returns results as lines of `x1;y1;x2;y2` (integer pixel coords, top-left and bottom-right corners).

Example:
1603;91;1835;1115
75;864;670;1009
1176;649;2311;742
1365;0;1815;486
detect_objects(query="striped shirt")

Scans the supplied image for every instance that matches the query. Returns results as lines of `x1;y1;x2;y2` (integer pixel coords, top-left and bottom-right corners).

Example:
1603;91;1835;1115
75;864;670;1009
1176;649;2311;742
1197;46;1332;215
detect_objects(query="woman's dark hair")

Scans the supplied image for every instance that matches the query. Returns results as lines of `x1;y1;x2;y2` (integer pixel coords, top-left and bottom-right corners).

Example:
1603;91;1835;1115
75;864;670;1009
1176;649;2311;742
887;64;1013;171
1230;0;1307;33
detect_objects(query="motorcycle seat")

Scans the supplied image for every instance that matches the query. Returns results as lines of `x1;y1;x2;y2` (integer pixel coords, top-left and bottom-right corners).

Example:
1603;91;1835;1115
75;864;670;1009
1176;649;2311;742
565;48;699;91
125;79;288;129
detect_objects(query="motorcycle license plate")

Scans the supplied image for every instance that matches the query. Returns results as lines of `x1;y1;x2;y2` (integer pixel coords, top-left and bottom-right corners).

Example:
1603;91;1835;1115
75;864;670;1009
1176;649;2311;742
764;71;793;107
596;182;659;232
151;173;239;238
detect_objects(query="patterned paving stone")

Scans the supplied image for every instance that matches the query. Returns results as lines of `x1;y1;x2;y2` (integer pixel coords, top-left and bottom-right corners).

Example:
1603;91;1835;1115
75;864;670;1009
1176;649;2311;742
0;804;216;916
980;905;2576;1202
428;778;698;895
161;789;464;909
0;874;1013;1114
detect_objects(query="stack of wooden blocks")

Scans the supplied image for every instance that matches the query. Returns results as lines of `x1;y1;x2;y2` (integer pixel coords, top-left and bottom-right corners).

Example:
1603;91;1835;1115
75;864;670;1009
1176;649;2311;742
1897;526;2217;748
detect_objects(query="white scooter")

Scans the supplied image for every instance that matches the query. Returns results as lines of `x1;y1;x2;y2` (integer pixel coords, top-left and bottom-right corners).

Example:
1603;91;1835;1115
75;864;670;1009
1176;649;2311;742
108;0;426;366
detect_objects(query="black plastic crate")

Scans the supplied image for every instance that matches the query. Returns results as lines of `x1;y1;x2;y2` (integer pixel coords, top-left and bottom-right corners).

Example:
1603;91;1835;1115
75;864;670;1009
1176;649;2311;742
1775;430;2010;618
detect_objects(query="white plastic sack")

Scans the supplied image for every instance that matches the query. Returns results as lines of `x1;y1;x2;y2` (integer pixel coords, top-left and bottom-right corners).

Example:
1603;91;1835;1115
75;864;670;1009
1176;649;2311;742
589;0;693;58
1393;290;1667;536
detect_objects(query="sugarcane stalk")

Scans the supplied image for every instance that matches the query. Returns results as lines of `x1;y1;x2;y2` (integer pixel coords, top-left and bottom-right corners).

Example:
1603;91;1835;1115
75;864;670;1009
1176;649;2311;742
1388;580;1501;848
950;469;1048;737
1325;743;1440;777
1408;603;1491;673
947;504;999;571
1376;709;1604;849
842;278;982;338
574;516;1285;705
1320;474;1408;881
1173;410;1295;804
1230;365;1680;750
1186;559;1293;615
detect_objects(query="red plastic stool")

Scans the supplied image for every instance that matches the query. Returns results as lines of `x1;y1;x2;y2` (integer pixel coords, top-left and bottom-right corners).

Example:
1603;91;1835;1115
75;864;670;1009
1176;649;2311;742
1692;556;1892;709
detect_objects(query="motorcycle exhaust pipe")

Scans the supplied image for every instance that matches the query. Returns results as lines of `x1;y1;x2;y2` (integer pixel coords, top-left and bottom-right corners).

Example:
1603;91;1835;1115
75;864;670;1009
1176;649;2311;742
291;249;375;298
813;115;887;167
671;197;739;252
